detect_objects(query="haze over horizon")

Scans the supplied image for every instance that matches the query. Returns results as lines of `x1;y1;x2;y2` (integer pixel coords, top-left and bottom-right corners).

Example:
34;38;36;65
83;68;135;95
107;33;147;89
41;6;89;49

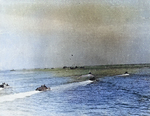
0;0;150;70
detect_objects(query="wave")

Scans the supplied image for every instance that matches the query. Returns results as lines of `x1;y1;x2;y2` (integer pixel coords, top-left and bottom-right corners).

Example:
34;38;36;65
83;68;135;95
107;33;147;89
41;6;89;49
51;80;93;91
0;91;40;103
0;88;4;91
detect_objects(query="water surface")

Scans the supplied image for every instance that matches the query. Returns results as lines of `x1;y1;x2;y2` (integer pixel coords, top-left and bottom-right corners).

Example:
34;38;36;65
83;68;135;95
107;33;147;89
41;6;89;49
0;68;150;116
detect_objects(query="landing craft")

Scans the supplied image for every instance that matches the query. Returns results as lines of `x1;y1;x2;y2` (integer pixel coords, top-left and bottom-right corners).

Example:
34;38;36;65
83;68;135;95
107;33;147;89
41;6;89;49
0;83;9;88
35;85;50;91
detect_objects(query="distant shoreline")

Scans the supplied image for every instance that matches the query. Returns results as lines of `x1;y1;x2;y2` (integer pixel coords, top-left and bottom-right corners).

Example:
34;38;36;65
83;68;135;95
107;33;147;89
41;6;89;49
14;63;150;78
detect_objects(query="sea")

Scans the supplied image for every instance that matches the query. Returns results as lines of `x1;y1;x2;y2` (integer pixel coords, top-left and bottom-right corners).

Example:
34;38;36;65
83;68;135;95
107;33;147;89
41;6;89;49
0;68;150;116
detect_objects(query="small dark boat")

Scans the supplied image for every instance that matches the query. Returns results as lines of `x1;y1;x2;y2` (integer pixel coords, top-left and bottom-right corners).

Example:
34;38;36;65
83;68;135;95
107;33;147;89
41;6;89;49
0;83;9;88
35;85;50;91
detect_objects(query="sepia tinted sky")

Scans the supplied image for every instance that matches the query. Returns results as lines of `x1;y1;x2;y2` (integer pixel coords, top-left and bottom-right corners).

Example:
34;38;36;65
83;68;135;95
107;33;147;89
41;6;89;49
0;0;150;70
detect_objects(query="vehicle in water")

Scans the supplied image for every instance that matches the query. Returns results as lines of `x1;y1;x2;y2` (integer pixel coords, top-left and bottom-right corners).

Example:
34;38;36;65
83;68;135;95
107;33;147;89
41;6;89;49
35;85;50;91
0;83;9;88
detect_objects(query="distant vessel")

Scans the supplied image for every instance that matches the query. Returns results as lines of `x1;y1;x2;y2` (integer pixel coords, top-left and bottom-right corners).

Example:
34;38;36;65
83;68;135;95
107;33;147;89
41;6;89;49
0;83;9;88
35;85;50;91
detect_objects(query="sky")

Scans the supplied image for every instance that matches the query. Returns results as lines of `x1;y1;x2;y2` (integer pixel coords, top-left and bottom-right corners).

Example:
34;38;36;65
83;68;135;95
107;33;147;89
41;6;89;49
0;0;150;70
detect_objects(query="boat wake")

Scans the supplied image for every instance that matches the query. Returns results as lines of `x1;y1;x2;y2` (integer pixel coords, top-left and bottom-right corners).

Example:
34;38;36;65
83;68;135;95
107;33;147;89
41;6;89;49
0;91;40;103
117;74;129;77
0;80;92;103
51;80;93;91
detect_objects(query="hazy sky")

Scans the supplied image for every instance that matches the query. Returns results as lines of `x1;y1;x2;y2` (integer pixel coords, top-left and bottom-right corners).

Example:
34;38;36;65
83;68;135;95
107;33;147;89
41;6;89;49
0;0;150;70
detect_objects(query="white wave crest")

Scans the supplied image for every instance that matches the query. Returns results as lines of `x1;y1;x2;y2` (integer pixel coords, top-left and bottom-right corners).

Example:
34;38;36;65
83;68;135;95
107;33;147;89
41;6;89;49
51;80;93;91
0;91;40;103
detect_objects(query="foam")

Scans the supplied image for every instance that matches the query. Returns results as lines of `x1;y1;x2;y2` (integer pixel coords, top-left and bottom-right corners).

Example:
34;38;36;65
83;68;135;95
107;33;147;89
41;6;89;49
51;80;93;91
0;91;40;103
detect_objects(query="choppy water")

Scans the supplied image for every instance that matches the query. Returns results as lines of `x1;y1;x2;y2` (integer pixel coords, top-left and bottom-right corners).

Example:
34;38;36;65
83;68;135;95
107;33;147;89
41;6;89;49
0;68;150;116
